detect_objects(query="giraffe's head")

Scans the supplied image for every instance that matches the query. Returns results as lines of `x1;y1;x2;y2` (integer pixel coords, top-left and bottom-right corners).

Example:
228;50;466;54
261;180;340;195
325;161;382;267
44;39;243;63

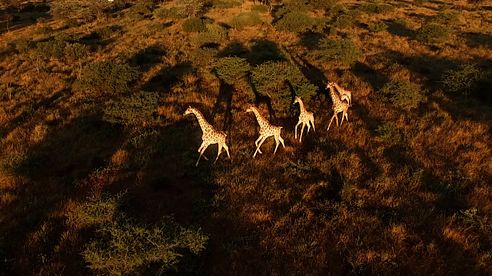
245;106;255;113
293;96;301;105
183;106;194;116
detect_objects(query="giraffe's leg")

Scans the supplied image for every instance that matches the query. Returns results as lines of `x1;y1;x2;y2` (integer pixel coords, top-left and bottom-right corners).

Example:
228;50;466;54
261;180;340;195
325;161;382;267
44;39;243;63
274;135;280;154
344;111;349;122
327;114;336;130
294;121;301;139
214;143;222;163
300;123;306;142
197;141;209;160
253;136;267;158
340;113;344;127
311;117;316;132
224;144;231;159
255;135;264;154
196;143;210;166
279;135;285;148
335;113;339;127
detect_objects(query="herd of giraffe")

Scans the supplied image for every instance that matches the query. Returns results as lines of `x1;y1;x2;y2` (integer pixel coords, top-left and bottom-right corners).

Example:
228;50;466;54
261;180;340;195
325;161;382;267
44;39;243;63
184;82;352;166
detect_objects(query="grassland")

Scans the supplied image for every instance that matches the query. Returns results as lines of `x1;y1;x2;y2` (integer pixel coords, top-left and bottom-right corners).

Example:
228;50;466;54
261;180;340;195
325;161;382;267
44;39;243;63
0;0;491;274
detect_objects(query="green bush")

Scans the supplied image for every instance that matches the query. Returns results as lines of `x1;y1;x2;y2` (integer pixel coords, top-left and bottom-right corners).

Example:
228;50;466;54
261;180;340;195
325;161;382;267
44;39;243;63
251;61;317;112
369;21;387;32
35;39;66;59
64;43;90;61
74;61;138;95
73;196;208;275
192;24;227;46
83;218;208;275
213;57;250;85
103;91;159;125
416;23;450;45
332;14;355;29
441;63;483;95
229;12;262;30
183;17;207;33
154;6;188;19
379;80;425;110
375;123;403;145
274;12;316;33
310;38;360;67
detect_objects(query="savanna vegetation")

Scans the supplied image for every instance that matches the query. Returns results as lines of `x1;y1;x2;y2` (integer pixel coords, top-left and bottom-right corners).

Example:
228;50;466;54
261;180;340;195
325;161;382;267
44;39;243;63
1;0;491;274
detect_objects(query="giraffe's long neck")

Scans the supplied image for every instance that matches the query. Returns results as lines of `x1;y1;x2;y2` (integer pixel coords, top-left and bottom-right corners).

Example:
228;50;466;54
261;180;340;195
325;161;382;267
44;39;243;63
251;108;269;129
329;86;341;106
297;99;306;114
191;109;213;133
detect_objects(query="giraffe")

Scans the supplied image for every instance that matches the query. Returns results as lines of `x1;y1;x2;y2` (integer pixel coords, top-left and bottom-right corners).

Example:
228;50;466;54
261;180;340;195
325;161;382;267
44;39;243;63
246;106;285;158
183;106;230;166
293;96;315;142
333;82;352;106
326;82;350;131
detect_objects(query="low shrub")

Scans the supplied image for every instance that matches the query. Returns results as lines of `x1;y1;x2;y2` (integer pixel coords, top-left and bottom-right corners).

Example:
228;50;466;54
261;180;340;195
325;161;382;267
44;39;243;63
229;12;262;30
441;63;483;95
74;61;138;95
83;218;208;275
332;14;355;29
192;24;227;46
64;43;90;61
67;195;120;228
251;61;317;112
358;2;394;14
379;80;425;110
183;17;207;33
213;57;250;85
103;91;159;126
35;39;66;59
369;21;387;32
416;23;450;45
153;6;187;19
274;11;316;33
310;38;360;67
375;123;403;145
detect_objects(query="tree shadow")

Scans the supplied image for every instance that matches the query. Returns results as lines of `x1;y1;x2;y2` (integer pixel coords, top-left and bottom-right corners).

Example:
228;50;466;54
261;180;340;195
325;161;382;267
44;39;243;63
128;45;166;72
246;73;277;120
78;25;124;48
142;62;194;94
212;79;234;134
0;89;70;139
385;19;415;38
298;31;324;50
350;62;389;92
247;39;285;65
1;115;124;274
0;2;51;34
464;32;492;48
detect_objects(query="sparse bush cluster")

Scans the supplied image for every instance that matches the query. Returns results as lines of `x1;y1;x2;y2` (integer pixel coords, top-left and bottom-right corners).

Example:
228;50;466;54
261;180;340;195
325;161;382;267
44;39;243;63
358;2;394;14
416;23;450;45
182;17;207;33
441;63;483;96
69;196;207;275
369;21;387;32
229;11;263;30
310;38;360;67
50;0;122;23
213;57;250;85
74;61;138;95
193;24;228;46
252;61;318;112
103;91;159;126
379;80;425;110
274;11;317;33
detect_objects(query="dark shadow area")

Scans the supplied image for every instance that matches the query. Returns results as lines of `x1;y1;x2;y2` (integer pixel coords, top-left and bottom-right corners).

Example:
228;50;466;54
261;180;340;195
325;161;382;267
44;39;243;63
128;45;166;71
385;19;415;38
289;53;328;100
142;62;194;94
1;115;124;274
0;89;70;139
246;73;277;120
78;25;124;47
299;31;324;50
212;79;234;133
218;41;249;57
247;39;285;65
351;62;389;92
464;32;492;48
0;2;51;34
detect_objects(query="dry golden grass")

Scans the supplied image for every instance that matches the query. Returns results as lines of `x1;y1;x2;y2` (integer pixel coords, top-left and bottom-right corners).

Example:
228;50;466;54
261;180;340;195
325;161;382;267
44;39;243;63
0;0;491;274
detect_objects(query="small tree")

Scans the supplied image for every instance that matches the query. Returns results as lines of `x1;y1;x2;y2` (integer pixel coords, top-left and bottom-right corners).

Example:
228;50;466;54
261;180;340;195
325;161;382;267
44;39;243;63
379;80;425;110
74;61;138;95
213;57;250;85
